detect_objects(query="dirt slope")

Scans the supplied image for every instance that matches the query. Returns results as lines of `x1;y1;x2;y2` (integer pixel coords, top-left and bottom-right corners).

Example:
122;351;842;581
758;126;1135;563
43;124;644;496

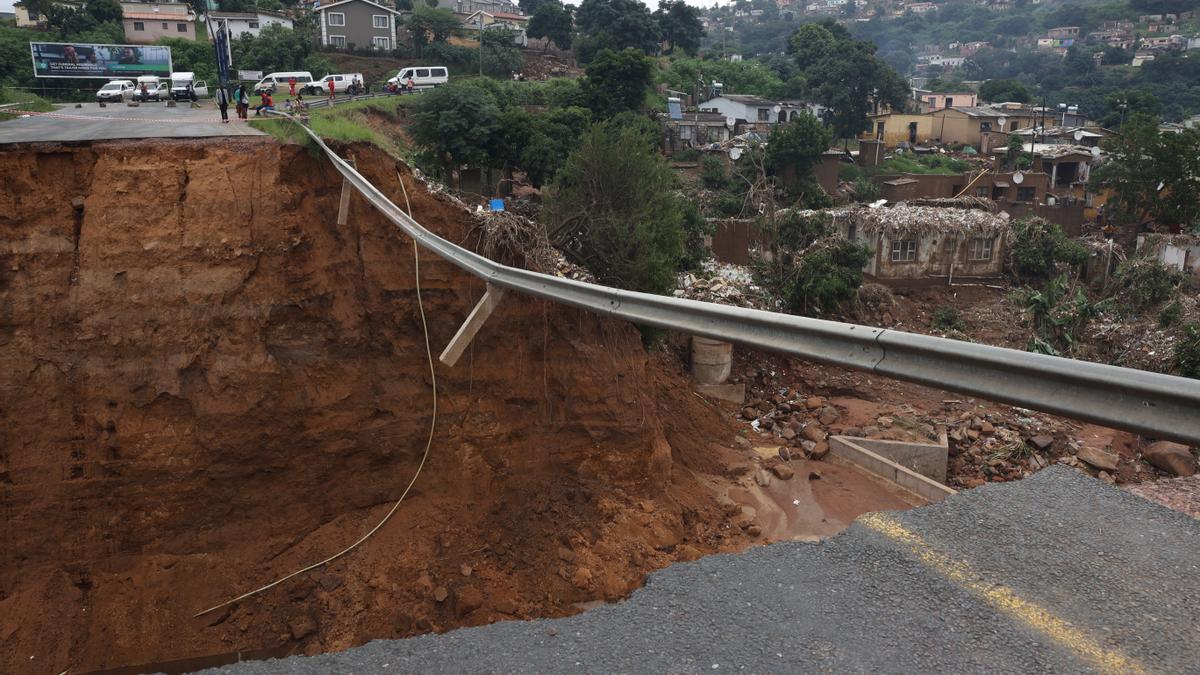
0;139;752;673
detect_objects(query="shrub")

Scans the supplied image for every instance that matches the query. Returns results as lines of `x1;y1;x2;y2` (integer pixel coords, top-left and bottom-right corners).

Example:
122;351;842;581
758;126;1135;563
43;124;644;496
701;155;729;190
1175;324;1200;378
932;306;966;332
784;240;873;316
853;176;881;202
1015;274;1108;356
673;147;701;162
679;201;712;271
1010;218;1088;283
1112;259;1185;313
1159;301;1182;328
775;210;830;251
711;190;744;217
543;121;686;295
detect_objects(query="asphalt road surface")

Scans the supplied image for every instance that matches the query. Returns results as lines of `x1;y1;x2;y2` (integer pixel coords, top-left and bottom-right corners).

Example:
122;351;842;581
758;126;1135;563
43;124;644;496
0;101;264;143
210;467;1199;674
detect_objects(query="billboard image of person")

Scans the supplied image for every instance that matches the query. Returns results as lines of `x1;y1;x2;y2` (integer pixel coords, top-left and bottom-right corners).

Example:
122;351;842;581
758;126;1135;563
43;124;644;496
30;42;173;79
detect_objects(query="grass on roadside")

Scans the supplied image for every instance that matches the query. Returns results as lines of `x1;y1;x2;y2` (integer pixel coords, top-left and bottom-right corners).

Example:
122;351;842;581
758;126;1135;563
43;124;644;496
249;95;414;157
0;87;56;121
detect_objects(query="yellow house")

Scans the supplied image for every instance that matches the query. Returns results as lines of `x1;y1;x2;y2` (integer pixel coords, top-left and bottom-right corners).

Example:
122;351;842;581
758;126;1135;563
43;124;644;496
927;107;1011;152
867;112;936;147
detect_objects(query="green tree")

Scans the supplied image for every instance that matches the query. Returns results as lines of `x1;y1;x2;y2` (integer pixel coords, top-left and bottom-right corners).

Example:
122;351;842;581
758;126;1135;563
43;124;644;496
1093;114;1200;230
407;4;463;56
785;240;873;316
978;78;1031;104
229;24;329;77
481;26;525;77
654;0;704;56
764;113;831;179
527;0;573;51
544;122;687;294
788;21;908;141
1009;218;1088;283
581;48;653;119
1099;90;1161;129
410;83;503;176
574;0;660;62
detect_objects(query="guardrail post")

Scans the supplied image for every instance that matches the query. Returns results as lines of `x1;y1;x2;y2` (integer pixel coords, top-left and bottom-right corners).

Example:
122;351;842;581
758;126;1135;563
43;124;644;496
439;284;507;367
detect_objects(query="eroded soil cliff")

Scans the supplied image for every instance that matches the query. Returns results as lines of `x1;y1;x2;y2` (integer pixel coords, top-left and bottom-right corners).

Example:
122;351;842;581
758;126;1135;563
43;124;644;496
0;139;753;672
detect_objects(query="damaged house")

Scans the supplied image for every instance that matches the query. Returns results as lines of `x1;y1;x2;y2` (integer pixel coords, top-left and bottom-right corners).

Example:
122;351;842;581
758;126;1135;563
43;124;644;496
832;204;1012;283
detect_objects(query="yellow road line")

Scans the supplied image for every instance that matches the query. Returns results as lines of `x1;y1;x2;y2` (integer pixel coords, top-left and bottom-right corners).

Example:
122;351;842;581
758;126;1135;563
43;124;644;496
859;513;1146;675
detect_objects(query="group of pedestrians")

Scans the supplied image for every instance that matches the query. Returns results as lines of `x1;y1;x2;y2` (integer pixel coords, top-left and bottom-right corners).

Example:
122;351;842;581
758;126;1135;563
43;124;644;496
386;76;418;95
215;83;253;122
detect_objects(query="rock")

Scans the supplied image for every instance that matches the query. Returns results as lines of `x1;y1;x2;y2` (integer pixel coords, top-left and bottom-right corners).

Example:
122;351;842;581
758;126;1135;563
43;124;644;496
757;400;773;413
754;470;771;487
804;397;824;410
716;495;740;517
1077;446;1119;472
675;545;703;562
970;417;983;431
289;615;317;640
777;403;792;413
70;196;86;211
746;524;763;537
460;564;473;577
770;464;795;480
741;407;757;420
557;546;575;561
759;418;774;430
1142;441;1197;477
778;447;792;461
802;425;826;443
1098;471;1116;485
433;586;449;603
810;441;830;460
1029;435;1054;451
877;416;893;428
844;426;865;437
980;421;994;435
800;440;816;453
966;429;981;441
456;586;485;617
818;407;840;426
780;427;796;441
734;436;752;449
863;426;880;437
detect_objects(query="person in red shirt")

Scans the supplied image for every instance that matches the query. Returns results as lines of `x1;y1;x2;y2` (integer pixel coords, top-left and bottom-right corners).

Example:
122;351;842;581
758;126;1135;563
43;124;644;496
327;78;335;102
288;77;297;96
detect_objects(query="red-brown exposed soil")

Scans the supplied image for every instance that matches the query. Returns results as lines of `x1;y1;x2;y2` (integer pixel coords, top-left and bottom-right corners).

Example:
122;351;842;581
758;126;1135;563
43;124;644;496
0;139;911;673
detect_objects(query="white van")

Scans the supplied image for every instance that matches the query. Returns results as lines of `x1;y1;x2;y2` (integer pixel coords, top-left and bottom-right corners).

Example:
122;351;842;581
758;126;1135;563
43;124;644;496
317;73;366;94
135;75;166;101
170;72;208;100
386;66;448;90
253;71;315;94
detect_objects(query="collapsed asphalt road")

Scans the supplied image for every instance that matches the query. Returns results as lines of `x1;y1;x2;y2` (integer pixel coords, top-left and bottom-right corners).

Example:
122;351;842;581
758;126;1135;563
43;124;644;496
210;467;1199;674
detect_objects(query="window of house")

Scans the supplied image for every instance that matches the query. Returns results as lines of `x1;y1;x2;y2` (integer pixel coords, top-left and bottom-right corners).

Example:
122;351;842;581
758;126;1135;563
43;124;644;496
757;108;769;121
980;122;992;133
327;12;345;26
373;14;389;28
847;224;857;241
945;96;953;108
177;23;186;31
373;36;391;49
133;21;144;30
969;237;994;261
679;125;693;139
1017;186;1035;202
891;239;917;262
161;22;167;29
329;35;347;47
975;186;990;198
248;21;259;28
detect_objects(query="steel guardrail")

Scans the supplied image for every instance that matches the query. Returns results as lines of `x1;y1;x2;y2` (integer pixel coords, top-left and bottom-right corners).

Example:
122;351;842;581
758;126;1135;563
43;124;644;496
278;114;1200;447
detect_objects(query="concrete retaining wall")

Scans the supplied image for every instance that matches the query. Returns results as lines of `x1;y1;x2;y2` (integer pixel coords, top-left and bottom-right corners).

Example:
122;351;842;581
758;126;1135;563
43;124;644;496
829;436;956;503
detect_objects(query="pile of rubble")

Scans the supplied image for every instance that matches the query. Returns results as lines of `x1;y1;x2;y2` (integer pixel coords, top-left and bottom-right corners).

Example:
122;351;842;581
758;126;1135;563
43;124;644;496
675;260;780;310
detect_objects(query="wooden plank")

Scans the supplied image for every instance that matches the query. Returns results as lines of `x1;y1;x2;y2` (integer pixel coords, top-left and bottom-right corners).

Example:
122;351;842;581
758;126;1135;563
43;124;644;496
439;284;507;367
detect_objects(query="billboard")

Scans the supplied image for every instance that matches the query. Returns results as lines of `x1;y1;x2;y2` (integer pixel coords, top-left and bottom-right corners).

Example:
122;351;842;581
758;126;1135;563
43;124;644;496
30;42;173;79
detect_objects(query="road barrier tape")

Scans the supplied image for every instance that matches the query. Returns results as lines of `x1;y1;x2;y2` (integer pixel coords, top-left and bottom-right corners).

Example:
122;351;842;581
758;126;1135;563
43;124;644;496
5;108;252;124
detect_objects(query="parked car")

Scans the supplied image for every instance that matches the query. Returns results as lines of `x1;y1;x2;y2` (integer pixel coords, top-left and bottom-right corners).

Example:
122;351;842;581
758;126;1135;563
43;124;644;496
95;80;135;102
170;72;208;101
386;66;448;90
317;73;367;95
253;71;315;95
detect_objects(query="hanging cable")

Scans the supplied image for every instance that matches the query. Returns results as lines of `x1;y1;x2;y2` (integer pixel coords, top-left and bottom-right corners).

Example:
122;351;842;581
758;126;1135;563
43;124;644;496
194;169;438;618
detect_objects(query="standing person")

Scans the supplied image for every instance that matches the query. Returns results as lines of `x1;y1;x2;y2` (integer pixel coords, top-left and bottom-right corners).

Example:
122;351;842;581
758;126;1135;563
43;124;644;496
406;75;415;94
236;84;249;119
327;77;335;102
288;76;297;97
215;85;229;123
186;80;197;103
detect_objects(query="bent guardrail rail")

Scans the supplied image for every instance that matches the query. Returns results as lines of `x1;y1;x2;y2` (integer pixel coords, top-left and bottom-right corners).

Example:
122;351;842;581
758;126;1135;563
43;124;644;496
278;113;1200;447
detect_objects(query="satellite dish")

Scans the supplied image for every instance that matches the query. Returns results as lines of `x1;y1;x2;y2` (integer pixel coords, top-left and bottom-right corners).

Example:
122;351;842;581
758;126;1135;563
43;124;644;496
1012;171;1025;185
725;116;736;129
1157;181;1165;191
1091;146;1102;157
729;147;743;161
1046;196;1056;206
1073;130;1085;141
772;105;782;113
998;117;1007;128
